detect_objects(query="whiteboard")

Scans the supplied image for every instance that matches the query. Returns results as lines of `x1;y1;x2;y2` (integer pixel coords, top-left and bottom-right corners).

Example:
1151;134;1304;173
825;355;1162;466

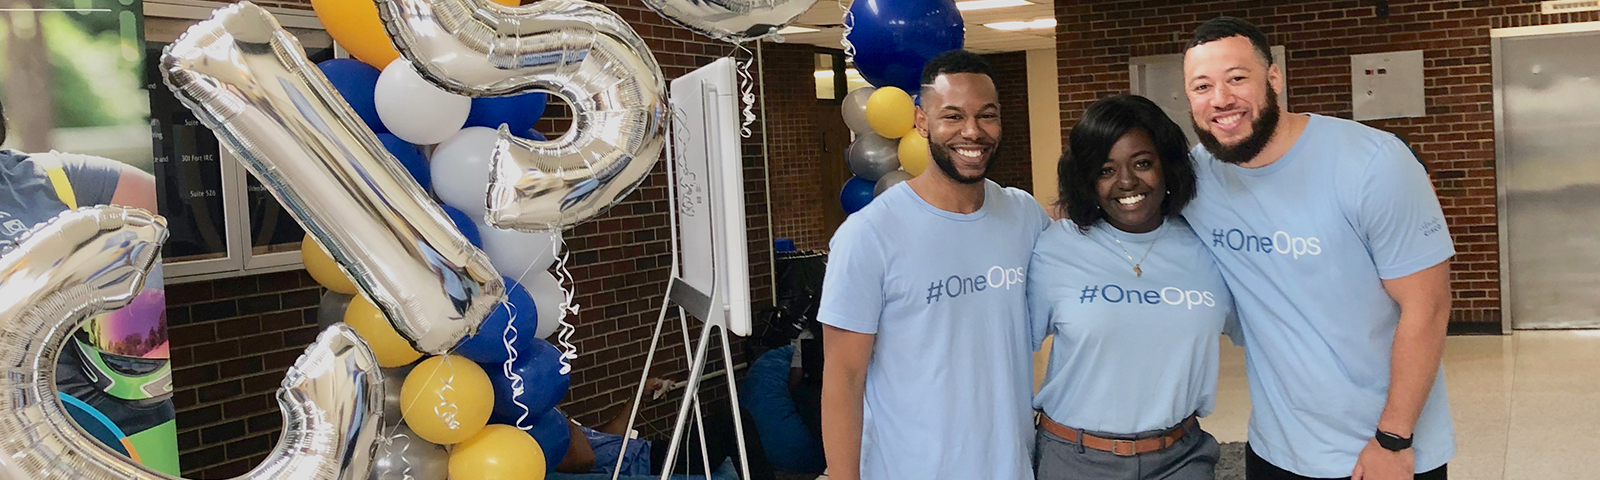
668;57;751;336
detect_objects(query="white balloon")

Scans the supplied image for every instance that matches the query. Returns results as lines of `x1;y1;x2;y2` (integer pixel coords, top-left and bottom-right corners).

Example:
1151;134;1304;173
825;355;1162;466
476;220;561;285
431;127;500;219
523;270;565;339
374;60;471;145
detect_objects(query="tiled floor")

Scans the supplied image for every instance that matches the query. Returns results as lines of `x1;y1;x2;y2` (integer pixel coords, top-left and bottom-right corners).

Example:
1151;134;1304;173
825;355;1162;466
1201;330;1600;480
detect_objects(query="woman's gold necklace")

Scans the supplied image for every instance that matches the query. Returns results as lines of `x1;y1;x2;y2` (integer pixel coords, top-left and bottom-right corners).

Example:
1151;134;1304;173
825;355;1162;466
1110;224;1164;278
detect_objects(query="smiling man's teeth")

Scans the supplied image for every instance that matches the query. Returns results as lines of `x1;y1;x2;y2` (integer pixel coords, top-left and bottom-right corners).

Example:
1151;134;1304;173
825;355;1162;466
956;148;984;158
1117;194;1145;205
1216;113;1243;125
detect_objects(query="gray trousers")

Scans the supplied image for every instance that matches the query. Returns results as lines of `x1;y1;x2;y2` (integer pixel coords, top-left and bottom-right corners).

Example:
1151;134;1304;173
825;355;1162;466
1034;418;1221;480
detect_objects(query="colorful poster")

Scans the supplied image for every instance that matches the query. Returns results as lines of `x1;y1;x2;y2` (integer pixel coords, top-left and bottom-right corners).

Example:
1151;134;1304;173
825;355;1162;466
0;0;179;474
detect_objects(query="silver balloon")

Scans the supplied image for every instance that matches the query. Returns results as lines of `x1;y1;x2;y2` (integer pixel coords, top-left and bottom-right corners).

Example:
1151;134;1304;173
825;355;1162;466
874;169;913;196
373;0;667;232
368;425;449;480
380;364;415;428
160;2;504;355
317;291;354;330
0;206;385;480
847;133;901;181
638;0;817;43
841;87;876;134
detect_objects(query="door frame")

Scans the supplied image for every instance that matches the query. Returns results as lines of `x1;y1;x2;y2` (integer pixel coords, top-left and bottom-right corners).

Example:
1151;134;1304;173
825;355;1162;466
1491;21;1600;333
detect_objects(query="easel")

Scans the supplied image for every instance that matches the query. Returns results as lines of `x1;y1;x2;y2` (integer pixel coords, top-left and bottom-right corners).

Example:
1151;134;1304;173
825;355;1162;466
613;64;752;480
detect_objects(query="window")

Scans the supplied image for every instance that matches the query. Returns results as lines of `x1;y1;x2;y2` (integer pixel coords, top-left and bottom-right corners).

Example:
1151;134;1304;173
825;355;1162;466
145;2;335;282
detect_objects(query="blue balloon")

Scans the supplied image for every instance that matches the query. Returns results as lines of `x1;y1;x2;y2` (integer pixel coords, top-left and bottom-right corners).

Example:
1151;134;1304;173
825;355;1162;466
523;408;572;472
845;0;964;92
439;204;482;248
317;59;387;133
465;92;549;134
377;134;430;191
456;277;536;363
483;337;570;426
841;175;876;214
523;128;548;142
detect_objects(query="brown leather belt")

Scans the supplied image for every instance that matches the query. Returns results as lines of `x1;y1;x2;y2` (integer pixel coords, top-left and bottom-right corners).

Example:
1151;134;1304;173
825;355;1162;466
1038;414;1197;457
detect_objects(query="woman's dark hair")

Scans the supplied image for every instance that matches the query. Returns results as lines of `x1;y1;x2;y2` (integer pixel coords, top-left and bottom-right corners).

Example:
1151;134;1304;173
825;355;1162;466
1056;94;1196;232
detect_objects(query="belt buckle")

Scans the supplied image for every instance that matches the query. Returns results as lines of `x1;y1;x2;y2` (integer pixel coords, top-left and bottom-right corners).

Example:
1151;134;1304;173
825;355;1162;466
1111;439;1138;456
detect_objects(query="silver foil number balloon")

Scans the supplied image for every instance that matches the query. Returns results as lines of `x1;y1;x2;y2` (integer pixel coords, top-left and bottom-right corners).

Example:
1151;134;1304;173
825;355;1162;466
160;2;504;354
639;0;818;43
374;0;668;232
0;206;385;480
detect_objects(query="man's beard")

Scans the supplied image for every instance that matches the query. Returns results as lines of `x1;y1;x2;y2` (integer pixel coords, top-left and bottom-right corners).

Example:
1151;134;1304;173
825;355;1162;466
929;141;997;185
1194;87;1281;165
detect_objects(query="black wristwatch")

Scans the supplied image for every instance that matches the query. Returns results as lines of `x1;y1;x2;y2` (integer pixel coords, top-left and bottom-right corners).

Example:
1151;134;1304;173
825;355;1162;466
1375;430;1413;452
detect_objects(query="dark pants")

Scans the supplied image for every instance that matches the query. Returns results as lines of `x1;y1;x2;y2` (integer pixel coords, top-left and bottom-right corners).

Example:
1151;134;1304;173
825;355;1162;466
650;404;776;480
1035;419;1220;480
1245;444;1446;480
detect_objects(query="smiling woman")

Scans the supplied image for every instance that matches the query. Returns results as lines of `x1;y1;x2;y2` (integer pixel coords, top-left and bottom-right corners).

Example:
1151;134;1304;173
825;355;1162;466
1027;94;1234;480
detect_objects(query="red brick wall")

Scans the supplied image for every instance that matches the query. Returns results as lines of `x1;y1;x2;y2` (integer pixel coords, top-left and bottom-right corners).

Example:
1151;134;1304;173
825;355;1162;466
983;51;1034;192
763;43;842;251
164;0;775;476
1053;0;1600;329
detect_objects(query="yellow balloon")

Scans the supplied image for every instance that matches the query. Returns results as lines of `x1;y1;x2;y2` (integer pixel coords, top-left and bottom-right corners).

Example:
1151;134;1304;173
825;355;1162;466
898;133;931;176
311;0;399;69
866;87;915;139
401;355;494;445
344;296;423;368
489;0;520;5
449;424;548;480
301;234;357;295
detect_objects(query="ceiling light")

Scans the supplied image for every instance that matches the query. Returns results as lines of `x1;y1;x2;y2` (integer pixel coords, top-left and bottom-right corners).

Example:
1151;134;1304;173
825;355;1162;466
984;18;1056;31
776;25;820;35
956;0;1032;11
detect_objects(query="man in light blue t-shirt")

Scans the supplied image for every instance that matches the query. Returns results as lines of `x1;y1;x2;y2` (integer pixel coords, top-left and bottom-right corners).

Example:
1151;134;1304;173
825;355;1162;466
1179;17;1456;480
819;50;1050;480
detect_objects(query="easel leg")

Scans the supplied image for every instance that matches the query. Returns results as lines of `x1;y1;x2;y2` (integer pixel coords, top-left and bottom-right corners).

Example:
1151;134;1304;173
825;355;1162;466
659;317;716;480
612;279;677;480
717;325;753;480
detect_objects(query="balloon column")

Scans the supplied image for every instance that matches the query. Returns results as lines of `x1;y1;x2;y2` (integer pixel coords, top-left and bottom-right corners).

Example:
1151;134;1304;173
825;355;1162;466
159;0;631;476
836;0;964;214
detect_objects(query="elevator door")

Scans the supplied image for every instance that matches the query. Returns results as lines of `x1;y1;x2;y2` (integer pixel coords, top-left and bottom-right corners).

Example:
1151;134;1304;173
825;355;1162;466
1497;29;1600;329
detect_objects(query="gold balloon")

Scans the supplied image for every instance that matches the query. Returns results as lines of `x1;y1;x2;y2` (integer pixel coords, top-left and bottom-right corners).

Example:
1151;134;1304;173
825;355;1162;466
898;133;931;177
343;295;422;368
449;424;548;480
401;355;495;445
301;234;357;294
866;87;916;139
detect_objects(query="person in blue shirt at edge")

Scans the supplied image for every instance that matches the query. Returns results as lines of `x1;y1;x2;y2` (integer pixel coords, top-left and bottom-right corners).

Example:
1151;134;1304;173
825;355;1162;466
0;100;170;459
1029;94;1237;480
1180;17;1456;480
818;50;1051;480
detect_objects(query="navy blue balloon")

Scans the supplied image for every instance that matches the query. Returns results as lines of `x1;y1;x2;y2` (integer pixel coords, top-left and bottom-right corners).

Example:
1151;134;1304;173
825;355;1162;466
522;128;548;142
524;408;572;472
845;0;964;92
317;59;387;133
439;205;482;248
377;134;429;191
465;92;549;134
840;175;876;214
456;277;536;363
483;337;570;426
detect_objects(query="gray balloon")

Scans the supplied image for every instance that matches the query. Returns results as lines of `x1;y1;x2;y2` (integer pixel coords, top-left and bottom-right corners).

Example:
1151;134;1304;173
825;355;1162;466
316;291;353;330
841;87;876;134
381;364;415;428
369;424;448;480
848;133;901;181
874;170;914;196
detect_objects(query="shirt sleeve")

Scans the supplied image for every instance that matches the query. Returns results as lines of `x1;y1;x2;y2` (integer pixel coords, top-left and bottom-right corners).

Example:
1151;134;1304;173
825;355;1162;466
1025;250;1053;350
817;218;887;335
58;154;123;206
1356;139;1456;280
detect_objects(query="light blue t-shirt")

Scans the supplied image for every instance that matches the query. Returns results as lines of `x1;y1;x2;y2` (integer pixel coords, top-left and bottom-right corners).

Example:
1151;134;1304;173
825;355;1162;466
819;180;1050;480
1182;114;1457;477
1028;217;1235;435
